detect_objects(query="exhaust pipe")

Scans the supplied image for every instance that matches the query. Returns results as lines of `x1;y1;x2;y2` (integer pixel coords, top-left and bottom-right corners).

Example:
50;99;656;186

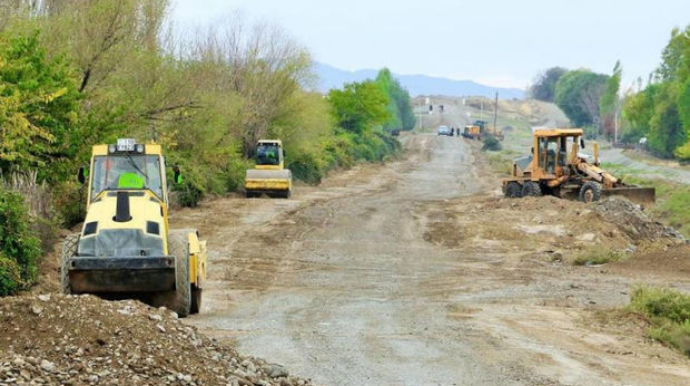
114;191;132;222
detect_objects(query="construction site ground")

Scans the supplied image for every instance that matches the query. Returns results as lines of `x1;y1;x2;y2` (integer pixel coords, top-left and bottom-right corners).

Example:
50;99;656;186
4;132;689;386
170;133;689;386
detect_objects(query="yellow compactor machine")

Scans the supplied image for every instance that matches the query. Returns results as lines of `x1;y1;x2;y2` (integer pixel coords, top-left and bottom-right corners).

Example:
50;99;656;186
502;129;655;204
245;139;293;198
60;139;207;317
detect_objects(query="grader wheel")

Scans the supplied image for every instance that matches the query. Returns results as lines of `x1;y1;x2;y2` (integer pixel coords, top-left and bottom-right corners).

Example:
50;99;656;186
504;182;522;198
521;181;542;197
579;181;602;203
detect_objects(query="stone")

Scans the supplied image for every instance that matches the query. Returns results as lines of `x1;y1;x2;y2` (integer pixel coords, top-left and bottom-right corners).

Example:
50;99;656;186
264;364;289;378
39;360;55;372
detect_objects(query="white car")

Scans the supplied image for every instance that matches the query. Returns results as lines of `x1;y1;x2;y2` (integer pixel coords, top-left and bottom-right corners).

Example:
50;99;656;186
437;126;452;136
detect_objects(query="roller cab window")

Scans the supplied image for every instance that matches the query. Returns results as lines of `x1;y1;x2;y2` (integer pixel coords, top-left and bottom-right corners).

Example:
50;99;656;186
256;144;281;166
90;155;163;200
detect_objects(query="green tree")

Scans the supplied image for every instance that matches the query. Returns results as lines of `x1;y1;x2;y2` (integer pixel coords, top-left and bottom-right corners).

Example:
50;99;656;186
622;83;661;142
530;67;568;102
375;68;416;131
0;31;80;181
649;86;686;158
0;189;41;294
599;61;622;138
657;26;690;82
554;69;609;128
328;80;391;134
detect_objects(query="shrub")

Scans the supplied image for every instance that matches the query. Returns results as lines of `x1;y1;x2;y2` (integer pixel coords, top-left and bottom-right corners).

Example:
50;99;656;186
482;136;502;151
573;248;624;266
172;180;204;208
629;286;690;357
288;151;324;185
0;255;21;296
52;180;86;227
1;171;61;251
0;189;42;294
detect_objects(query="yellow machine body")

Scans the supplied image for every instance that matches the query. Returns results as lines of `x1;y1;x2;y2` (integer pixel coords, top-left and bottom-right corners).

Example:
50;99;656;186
502;129;655;203
62;139;207;316
245;139;293;198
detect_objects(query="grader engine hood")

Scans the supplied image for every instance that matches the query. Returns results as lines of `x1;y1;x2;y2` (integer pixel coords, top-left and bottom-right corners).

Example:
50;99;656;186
78;191;166;258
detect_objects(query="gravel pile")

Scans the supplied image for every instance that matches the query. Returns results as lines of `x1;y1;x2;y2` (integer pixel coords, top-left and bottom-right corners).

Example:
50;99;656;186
593;197;685;241
0;295;316;386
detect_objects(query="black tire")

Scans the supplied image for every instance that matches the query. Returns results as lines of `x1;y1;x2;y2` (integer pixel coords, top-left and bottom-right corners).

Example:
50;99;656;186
579;181;602;203
191;287;202;314
504;182;522;198
521;181;543;197
60;233;80;295
283;189;292;199
155;230;192;317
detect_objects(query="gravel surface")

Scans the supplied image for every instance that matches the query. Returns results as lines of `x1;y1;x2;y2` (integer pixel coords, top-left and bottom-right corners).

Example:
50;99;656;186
0;294;315;386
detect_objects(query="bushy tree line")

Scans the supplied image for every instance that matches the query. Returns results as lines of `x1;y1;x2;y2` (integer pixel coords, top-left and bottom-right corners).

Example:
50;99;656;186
531;66;612;137
533;25;690;159
622;26;690;159
0;0;404;293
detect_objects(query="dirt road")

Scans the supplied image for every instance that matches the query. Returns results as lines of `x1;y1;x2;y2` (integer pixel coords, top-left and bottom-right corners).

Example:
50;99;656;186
173;134;689;386
599;147;690;184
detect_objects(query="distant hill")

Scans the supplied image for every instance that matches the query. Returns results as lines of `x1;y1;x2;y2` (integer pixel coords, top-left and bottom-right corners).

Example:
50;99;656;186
312;62;525;99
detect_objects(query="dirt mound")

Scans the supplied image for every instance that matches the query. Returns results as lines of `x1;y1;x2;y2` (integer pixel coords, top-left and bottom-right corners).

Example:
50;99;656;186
420;195;684;257
0;295;315;386
593;197;685;241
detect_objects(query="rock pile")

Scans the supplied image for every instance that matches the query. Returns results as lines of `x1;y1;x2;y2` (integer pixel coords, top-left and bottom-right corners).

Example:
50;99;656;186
593;197;685;241
0;295;315;386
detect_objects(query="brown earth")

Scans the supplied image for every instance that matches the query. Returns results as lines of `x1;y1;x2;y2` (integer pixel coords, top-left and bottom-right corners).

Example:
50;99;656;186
9;132;690;386
177;133;688;386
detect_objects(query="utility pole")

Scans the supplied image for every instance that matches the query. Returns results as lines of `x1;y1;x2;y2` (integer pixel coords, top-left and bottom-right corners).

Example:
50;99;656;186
480;100;484;122
493;92;499;132
418;98;423;131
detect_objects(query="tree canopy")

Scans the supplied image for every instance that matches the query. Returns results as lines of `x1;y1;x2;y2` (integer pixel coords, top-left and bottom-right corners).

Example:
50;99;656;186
621;24;690;159
328;80;391;134
375;68;416;131
554;69;609;127
530;67;567;102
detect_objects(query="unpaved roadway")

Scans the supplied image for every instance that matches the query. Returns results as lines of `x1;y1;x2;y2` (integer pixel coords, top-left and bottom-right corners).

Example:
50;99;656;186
599;147;690;184
173;134;690;386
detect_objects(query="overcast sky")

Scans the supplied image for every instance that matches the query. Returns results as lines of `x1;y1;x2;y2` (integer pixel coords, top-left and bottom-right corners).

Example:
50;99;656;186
171;0;689;89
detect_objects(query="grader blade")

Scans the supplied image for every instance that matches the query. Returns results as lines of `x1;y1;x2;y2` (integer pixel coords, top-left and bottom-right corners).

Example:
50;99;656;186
602;186;656;204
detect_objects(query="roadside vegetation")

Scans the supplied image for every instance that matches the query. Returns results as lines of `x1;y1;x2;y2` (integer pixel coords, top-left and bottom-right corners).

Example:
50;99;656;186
530;24;690;161
0;1;413;294
628;286;690;357
573;248;625;266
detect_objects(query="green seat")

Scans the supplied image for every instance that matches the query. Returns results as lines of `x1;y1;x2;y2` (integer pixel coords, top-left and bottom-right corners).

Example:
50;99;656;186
117;172;145;189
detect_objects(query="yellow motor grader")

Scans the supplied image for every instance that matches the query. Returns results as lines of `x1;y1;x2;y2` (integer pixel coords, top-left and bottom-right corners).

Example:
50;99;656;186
502;129;655;203
60;139;207;317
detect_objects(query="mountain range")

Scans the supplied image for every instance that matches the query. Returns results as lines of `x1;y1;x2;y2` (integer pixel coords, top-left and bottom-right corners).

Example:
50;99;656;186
312;62;525;99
